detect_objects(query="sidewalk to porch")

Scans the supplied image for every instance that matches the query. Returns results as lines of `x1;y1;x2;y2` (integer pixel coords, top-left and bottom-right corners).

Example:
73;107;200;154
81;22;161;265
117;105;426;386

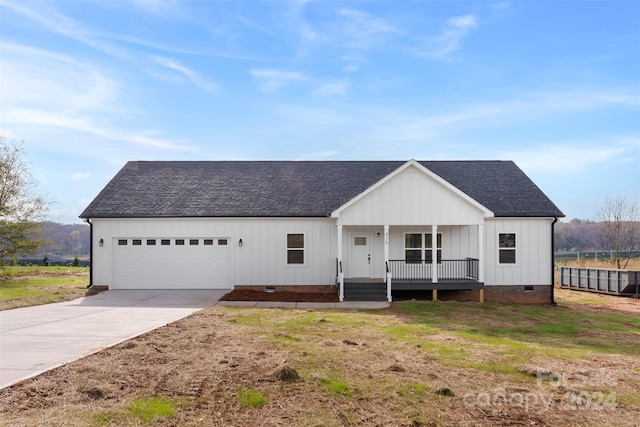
216;301;390;309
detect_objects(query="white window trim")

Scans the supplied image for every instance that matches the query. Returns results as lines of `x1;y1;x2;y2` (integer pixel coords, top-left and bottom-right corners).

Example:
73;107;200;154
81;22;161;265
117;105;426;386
403;232;442;263
497;232;517;266
286;232;307;267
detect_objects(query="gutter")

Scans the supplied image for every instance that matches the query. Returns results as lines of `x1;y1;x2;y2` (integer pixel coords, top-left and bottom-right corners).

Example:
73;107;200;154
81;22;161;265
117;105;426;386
551;217;558;306
83;218;93;288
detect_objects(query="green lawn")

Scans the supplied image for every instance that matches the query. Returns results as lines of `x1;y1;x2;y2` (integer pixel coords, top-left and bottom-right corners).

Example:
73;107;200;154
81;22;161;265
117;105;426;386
0;266;95;310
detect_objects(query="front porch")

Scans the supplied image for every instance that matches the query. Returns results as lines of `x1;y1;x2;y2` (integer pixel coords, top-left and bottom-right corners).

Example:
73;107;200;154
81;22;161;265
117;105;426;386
342;258;485;302
335;224;486;302
329;160;494;303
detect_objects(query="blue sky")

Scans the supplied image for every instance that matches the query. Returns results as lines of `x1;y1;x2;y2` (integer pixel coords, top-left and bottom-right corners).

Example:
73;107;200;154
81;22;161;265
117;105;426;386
1;0;638;224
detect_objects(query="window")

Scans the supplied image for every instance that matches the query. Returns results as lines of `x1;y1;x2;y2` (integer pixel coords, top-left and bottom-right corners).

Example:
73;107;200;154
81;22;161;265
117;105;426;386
287;233;304;265
203;239;214;246
132;239;142;246
218;239;227;246
175;239;185;246
425;233;443;263
499;233;516;264
118;239;127;246
190;239;199;245
354;236;367;246
404;233;442;263
161;239;170;246
147;239;156;245
405;233;422;264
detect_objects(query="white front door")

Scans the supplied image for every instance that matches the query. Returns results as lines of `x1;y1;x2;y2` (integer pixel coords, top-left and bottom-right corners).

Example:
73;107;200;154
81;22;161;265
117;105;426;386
350;234;371;278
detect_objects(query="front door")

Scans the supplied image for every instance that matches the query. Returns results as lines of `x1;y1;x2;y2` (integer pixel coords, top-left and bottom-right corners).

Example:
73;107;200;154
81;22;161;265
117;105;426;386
350;234;371;278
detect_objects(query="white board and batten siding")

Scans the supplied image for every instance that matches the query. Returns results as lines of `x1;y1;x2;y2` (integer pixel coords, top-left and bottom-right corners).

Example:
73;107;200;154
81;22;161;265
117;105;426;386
484;218;553;286
91;217;337;290
336;164;488;226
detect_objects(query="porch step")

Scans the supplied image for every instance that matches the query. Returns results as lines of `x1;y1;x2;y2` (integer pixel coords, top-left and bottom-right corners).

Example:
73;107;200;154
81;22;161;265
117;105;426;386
343;282;387;302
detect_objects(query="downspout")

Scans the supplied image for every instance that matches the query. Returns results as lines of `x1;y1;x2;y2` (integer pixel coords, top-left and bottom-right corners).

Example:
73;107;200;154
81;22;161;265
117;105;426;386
83;218;93;288
551;217;558;306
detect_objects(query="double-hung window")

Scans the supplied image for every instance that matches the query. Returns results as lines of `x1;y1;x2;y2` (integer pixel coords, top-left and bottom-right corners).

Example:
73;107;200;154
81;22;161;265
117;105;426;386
287;233;305;265
425;233;442;263
404;233;442;263
498;233;516;264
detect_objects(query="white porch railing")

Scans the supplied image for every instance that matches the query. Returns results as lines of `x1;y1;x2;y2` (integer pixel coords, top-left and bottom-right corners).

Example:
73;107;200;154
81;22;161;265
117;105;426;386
388;258;479;281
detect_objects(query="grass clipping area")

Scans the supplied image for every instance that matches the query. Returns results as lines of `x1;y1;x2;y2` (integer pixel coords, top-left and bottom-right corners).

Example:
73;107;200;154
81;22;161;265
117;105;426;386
1;289;639;426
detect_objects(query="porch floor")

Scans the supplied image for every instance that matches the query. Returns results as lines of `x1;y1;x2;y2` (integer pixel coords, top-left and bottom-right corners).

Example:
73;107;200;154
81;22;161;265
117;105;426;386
392;279;484;291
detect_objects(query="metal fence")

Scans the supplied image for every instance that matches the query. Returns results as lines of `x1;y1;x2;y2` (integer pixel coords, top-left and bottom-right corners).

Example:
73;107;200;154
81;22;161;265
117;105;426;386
558;266;640;297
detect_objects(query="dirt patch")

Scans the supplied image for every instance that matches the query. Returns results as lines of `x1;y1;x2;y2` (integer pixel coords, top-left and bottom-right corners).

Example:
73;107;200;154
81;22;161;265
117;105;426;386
1;290;639;426
220;289;338;302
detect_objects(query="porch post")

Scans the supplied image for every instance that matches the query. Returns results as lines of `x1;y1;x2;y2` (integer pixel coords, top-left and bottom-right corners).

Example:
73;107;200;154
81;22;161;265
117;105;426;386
384;225;391;302
431;224;438;284
478;224;484;283
337;224;344;302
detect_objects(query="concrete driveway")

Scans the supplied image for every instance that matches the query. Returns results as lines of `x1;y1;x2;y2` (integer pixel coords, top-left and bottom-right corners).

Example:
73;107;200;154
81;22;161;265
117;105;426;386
0;289;227;389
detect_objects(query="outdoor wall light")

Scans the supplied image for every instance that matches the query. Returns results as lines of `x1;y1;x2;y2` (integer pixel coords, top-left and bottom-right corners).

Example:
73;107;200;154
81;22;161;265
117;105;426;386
238;238;243;247
99;238;104;247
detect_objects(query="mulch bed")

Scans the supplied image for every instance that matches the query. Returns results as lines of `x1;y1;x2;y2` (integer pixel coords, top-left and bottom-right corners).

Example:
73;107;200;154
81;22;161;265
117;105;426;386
220;289;339;302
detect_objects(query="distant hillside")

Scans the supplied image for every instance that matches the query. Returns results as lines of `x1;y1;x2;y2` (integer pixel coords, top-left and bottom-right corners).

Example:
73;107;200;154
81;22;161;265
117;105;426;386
34;221;90;258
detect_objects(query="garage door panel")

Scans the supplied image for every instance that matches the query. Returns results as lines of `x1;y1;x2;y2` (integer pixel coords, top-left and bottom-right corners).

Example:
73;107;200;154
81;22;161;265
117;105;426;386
113;238;231;289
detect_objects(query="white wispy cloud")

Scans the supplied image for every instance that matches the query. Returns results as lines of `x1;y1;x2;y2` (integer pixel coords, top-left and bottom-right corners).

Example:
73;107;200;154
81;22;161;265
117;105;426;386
1;42;121;113
152;56;217;91
238;14;277;38
419;13;479;59
313;81;350;98
338;9;401;50
500;137;639;174
250;69;306;92
393;87;640;142
71;172;91;181
128;0;179;15
5;108;193;151
2;1;132;60
2;1;219;89
341;54;366;73
0;41;194;155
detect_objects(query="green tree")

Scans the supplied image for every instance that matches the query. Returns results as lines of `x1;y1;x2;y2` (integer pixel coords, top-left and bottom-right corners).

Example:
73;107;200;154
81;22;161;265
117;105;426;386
0;137;48;265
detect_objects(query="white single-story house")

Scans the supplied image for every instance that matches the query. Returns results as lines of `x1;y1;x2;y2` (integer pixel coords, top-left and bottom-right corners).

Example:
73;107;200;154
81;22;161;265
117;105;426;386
80;159;564;303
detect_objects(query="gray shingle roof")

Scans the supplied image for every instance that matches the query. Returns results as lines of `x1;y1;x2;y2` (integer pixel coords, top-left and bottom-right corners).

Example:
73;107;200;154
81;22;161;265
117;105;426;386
79;160;564;219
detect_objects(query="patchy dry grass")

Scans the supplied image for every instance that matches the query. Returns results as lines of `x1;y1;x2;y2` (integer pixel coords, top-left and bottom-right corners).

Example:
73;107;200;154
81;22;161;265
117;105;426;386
0;266;95;310
1;288;639;426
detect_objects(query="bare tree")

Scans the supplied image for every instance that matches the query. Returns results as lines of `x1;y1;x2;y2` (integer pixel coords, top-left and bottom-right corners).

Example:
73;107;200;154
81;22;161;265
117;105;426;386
0;137;48;265
595;195;640;269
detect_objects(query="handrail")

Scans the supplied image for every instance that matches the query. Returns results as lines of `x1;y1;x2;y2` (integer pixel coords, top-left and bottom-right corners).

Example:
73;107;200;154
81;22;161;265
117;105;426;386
387;258;479;281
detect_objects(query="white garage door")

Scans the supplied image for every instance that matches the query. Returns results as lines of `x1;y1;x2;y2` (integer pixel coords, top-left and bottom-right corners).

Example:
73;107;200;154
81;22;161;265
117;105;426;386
113;238;231;289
